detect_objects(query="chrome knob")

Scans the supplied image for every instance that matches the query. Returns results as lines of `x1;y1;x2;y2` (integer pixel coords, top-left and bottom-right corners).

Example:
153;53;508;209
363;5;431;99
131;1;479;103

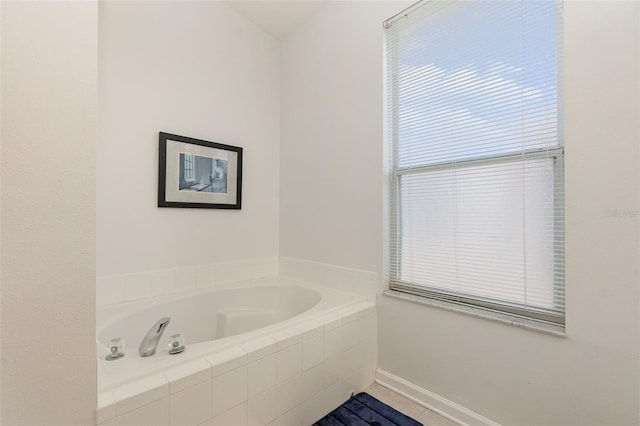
105;337;125;361
168;333;185;355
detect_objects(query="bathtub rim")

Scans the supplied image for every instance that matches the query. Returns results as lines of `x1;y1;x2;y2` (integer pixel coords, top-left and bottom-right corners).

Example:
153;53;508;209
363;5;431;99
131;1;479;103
97;276;316;325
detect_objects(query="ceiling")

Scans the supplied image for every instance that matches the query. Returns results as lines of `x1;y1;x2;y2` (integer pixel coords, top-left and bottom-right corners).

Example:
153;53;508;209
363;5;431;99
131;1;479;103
224;1;327;39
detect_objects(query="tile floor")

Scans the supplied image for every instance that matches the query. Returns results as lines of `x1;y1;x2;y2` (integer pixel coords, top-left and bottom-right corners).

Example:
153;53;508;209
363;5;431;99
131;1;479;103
363;383;459;426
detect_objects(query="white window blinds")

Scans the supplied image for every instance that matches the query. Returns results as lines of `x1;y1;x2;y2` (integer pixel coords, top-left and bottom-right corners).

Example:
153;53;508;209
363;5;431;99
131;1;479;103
385;0;565;326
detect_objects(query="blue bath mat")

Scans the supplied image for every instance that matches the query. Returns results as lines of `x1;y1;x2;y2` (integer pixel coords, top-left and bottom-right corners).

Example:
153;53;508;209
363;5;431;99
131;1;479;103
313;392;423;426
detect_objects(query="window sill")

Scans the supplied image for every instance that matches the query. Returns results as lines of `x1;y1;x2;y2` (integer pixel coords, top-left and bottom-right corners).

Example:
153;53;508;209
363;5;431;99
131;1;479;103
382;289;566;337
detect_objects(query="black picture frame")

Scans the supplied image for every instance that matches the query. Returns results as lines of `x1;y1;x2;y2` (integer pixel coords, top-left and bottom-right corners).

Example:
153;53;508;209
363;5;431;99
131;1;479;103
158;132;243;209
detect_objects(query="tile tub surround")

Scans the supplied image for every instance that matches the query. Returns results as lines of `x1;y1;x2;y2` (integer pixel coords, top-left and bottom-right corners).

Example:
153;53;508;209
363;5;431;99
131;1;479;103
96;302;377;426
97;257;279;307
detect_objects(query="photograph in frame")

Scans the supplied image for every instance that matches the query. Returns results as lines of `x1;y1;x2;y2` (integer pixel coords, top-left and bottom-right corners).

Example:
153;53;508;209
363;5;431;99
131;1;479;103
158;132;242;209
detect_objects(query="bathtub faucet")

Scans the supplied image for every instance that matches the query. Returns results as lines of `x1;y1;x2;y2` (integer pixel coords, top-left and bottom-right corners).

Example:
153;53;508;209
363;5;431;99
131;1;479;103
138;317;171;357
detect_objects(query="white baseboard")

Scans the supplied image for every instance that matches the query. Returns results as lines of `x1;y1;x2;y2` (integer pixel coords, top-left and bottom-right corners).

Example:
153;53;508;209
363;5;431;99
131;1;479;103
375;369;501;426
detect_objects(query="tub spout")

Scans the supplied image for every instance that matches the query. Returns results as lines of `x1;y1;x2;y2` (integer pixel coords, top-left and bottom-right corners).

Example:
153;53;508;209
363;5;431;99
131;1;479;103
138;317;170;357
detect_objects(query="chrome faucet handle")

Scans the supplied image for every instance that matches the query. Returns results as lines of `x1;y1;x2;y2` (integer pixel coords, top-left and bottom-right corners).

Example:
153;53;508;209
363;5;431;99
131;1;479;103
168;333;185;355
105;337;125;361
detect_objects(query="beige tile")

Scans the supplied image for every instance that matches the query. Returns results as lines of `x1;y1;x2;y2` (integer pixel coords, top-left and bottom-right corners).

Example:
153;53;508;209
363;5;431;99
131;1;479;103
323;327;342;359
325;381;350;413
274;405;303;426
248;389;277;426
416;408;460;426
113;374;169;416
323;355;345;388
116;397;170;426
248;353;277;398
207;347;247;378
341;320;360;351
294;319;323;340
364;382;393;401
384;392;426;419
363;383;426;420
302;333;324;370
322;316;342;332
301;390;331;426
273;328;302;351
211;402;247;426
363;384;460;425
276;374;303;417
241;336;277;363
170;380;212;426
302;364;325;401
213;366;248;416
358;307;377;343
344;369;374;393
342;345;361;377
341;309;360;325
277;343;302;383
165;359;212;394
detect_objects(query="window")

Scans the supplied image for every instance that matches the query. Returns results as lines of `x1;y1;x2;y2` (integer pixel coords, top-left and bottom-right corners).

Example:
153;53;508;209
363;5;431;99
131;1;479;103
385;0;565;328
183;153;195;182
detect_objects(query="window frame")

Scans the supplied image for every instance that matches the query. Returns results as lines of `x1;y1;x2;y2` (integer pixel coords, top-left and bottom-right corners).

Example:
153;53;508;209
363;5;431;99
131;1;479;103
385;0;565;328
183;153;195;183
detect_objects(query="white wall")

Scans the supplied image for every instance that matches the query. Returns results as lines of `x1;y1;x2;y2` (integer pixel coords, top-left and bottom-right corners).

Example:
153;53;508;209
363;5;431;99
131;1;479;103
281;1;640;425
1;1;98;424
1;3;4;421
98;1;280;277
281;1;409;275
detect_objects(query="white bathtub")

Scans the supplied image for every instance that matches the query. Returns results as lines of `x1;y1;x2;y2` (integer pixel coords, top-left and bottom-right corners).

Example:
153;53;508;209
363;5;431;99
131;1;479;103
98;281;322;353
97;277;367;390
96;277;377;425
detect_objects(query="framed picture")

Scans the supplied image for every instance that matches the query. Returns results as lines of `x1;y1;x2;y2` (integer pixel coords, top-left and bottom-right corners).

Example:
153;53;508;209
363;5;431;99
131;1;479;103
158;132;242;209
